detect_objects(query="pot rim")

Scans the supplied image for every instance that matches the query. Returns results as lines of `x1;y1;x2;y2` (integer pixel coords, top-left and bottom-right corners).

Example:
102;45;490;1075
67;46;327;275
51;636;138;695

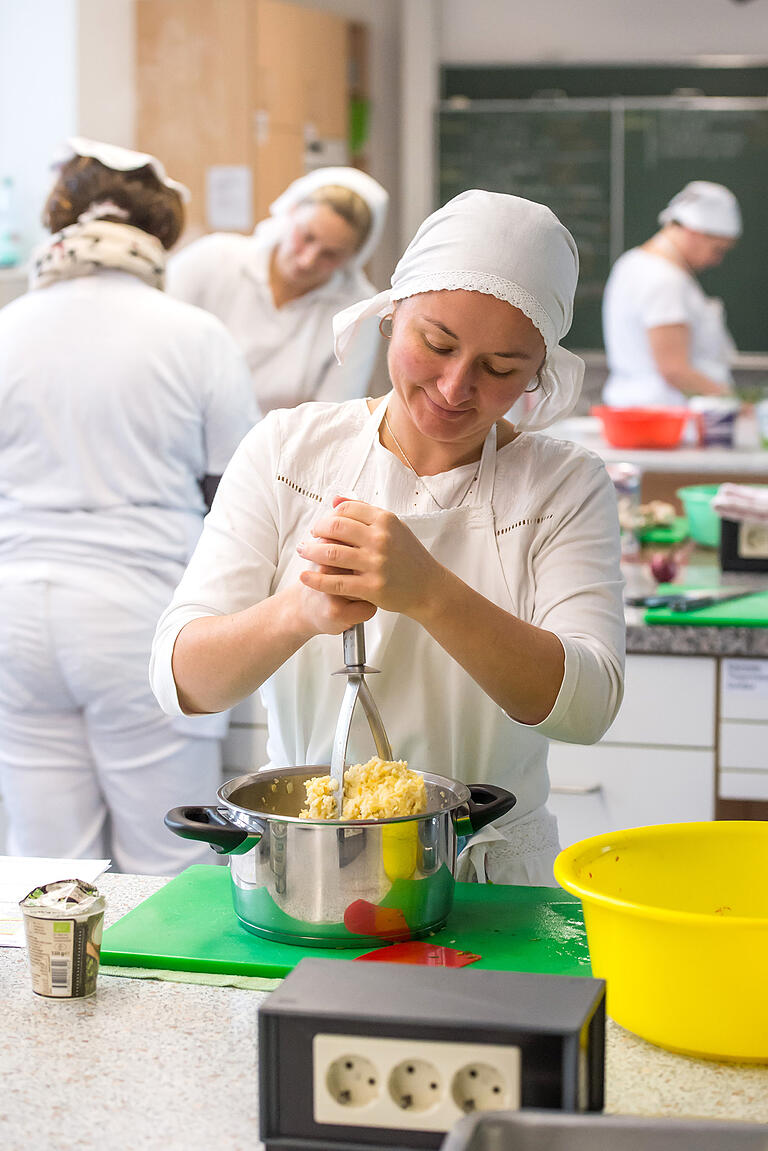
217;763;471;827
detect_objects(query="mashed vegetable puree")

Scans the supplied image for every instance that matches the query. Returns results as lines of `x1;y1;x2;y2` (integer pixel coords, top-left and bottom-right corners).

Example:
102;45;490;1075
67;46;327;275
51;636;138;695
300;757;427;820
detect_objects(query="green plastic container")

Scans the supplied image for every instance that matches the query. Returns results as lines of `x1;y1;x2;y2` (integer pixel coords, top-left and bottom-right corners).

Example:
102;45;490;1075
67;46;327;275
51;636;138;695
677;484;721;548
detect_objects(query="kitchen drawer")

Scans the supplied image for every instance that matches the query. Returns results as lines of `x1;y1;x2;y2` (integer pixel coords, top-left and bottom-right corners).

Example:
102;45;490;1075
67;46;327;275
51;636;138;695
547;743;714;849
720;659;768;721
719;720;768;770
719;770;768;801
603;655;715;748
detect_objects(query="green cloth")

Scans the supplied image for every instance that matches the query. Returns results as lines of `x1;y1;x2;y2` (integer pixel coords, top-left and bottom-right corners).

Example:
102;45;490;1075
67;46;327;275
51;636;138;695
99;963;280;992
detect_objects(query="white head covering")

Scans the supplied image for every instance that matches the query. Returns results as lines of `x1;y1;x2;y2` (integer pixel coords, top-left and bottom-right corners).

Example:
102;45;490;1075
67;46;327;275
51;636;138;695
55;137;191;202
333;189;584;432
255;166;389;270
658;181;742;238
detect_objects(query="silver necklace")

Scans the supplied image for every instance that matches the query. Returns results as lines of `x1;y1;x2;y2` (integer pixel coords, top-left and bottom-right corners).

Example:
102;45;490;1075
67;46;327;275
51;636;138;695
382;412;479;511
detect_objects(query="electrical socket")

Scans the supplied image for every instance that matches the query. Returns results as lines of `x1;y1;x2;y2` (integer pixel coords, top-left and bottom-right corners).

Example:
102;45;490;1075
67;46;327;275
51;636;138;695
313;1033;520;1133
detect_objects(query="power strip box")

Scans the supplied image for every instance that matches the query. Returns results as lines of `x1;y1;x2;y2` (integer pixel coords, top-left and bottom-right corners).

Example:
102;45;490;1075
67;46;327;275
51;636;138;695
258;957;606;1151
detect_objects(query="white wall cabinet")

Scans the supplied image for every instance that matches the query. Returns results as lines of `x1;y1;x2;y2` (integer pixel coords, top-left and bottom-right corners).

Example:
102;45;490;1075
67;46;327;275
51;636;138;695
548;654;717;848
718;658;768;802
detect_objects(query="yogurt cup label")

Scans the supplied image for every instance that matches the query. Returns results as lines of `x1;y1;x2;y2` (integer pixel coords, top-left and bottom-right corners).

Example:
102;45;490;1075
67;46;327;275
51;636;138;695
19;879;105;999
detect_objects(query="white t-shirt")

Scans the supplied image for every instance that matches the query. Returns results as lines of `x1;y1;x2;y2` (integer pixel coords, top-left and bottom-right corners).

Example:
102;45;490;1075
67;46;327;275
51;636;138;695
151;400;625;810
166;232;381;413
0;270;259;584
602;247;736;407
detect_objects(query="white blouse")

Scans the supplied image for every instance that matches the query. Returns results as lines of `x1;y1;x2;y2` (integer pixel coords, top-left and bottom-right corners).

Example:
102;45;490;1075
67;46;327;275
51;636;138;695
151;400;625;814
602;247;736;407
166;232;381;414
0;271;258;584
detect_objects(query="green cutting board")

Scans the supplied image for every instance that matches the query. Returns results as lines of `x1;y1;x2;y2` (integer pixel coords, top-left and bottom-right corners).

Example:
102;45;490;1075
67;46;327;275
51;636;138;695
635;515;689;545
645;588;768;627
101;865;591;979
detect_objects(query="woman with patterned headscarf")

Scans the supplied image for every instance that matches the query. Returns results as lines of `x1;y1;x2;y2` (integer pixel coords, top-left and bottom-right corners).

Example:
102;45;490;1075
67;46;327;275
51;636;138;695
0;138;258;875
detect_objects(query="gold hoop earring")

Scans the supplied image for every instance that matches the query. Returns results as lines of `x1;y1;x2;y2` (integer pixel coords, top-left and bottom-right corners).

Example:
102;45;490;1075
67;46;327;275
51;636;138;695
378;313;394;339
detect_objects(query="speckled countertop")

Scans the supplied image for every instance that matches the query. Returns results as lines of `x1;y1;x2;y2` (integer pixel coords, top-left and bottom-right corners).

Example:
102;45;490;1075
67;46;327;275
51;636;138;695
1;872;767;1150
623;556;768;657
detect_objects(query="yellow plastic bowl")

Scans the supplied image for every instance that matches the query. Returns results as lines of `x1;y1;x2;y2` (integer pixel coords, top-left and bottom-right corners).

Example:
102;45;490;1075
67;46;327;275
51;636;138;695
554;821;768;1062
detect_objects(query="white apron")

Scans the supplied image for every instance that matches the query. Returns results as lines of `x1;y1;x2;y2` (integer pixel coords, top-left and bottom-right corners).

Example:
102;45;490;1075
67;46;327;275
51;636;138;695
259;398;560;883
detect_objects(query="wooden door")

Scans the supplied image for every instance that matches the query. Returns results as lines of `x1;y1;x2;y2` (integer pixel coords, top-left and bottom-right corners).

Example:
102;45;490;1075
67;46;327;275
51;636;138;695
136;0;251;237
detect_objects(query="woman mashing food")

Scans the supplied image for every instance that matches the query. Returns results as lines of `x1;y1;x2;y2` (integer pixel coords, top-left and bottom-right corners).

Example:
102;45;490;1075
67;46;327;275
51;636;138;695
151;190;625;885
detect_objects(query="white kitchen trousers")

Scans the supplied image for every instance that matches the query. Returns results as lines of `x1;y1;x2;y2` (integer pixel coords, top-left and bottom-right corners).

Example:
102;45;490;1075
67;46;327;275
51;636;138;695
0;576;223;875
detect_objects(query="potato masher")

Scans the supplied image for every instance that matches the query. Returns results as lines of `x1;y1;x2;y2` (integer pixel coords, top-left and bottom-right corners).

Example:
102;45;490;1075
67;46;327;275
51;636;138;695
329;622;393;818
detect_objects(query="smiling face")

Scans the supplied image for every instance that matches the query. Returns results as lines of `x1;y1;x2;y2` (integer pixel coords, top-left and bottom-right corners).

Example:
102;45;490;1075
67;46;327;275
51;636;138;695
386;289;547;469
273;202;362;293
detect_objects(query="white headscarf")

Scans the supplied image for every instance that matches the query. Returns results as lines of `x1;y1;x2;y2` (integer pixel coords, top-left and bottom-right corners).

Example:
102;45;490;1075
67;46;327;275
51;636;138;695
333;189;584;431
658;181;742;238
254;166;389;271
55;137;191;202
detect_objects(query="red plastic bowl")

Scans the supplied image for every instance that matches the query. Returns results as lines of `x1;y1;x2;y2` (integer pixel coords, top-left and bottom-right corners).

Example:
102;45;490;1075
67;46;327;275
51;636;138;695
591;406;691;449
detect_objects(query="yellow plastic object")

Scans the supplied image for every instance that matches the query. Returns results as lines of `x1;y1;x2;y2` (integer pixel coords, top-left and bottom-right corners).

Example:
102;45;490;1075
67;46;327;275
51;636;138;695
554;821;768;1062
382;821;419;881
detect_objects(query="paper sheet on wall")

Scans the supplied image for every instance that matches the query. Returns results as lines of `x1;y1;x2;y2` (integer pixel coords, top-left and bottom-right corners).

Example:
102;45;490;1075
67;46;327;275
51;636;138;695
0;856;111;947
205;165;253;232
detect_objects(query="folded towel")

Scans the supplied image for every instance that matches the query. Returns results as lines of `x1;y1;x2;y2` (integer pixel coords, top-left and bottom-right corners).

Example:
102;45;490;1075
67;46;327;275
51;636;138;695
711;484;768;525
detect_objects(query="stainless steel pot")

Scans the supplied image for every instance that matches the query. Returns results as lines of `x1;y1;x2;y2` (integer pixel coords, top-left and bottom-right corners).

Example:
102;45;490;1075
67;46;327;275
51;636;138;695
165;765;515;948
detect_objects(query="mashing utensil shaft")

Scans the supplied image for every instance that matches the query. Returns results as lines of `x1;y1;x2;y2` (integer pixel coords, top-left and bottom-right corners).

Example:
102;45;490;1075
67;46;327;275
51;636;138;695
329;623;393;817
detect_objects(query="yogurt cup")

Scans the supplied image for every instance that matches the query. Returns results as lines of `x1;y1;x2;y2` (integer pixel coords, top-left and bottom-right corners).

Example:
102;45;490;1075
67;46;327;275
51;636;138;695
689;396;741;447
756;399;768;450
19;879;106;998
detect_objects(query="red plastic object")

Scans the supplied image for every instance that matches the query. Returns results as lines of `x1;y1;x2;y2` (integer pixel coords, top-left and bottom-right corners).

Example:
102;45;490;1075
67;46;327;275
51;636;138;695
343;899;411;940
354;941;481;967
591;406;692;449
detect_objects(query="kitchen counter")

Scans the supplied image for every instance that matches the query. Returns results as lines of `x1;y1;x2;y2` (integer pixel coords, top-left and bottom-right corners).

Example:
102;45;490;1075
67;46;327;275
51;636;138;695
548;416;768;474
2;872;767;1150
623;557;768;657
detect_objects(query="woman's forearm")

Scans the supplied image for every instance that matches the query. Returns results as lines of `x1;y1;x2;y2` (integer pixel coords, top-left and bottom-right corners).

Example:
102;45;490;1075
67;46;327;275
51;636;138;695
413;568;565;726
171;586;312;715
648;324;731;397
661;365;731;397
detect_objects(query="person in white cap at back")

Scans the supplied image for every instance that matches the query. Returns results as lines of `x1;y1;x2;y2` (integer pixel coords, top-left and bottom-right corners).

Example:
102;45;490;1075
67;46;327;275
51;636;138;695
0;138;258;875
151;189;625;887
602;180;742;407
166;167;390;413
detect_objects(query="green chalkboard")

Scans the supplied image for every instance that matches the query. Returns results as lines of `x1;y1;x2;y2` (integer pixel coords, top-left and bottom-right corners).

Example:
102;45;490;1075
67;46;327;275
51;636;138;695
442;63;768;101
622;105;768;354
439;107;612;350
437;98;768;353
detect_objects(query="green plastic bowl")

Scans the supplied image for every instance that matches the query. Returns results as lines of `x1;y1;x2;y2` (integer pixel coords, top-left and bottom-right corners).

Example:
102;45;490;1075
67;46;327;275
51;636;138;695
677;484;721;548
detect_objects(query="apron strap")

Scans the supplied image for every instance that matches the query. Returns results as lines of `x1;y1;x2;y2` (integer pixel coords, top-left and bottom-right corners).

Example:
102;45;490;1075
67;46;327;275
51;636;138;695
339;391;498;509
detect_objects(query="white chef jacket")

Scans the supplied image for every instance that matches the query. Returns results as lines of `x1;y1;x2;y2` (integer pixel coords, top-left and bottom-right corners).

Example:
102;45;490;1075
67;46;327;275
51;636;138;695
151;399;625;822
0;270;259;586
602;248;736;407
166;231;381;413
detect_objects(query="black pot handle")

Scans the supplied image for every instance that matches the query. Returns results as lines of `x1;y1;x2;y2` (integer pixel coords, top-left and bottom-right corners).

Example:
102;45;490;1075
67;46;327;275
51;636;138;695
462;783;517;835
164;806;253;856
